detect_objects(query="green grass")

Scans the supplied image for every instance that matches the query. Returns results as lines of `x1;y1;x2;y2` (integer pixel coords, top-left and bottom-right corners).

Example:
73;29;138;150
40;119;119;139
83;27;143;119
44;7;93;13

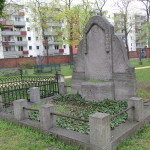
117;124;150;150
0;120;80;150
61;65;73;76
29;94;128;134
130;58;150;68
135;69;150;100
87;79;108;82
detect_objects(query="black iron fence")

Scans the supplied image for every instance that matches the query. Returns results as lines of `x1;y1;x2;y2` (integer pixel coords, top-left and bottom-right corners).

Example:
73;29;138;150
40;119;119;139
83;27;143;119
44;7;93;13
34;64;61;74
0;75;59;103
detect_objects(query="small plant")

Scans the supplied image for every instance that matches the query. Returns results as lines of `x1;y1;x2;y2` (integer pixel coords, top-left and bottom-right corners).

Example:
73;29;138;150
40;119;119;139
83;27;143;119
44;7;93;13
19;61;34;69
87;79;108;82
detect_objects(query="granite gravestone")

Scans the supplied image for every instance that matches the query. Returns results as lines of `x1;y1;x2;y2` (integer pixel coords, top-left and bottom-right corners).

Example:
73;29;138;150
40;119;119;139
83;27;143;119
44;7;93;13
72;16;136;101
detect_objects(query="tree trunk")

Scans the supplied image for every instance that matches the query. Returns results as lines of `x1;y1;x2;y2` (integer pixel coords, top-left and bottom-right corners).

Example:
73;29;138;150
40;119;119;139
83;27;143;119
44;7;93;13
125;32;129;59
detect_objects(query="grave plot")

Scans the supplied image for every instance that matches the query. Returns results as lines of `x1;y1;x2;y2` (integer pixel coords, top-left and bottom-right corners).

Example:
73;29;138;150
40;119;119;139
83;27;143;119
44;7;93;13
0;75;59;104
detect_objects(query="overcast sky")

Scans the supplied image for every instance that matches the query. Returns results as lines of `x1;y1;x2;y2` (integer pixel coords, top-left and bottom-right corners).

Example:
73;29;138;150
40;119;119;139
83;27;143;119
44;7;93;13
72;0;146;15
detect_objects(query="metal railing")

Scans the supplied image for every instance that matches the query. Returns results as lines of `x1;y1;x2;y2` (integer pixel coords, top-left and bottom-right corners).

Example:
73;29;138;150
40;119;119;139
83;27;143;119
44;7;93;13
51;112;89;122
0;75;59;103
144;100;150;106
23;107;40;121
111;106;134;120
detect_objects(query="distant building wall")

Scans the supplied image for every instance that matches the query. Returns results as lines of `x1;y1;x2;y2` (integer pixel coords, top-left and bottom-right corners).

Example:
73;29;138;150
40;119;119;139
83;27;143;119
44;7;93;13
129;48;150;59
0;55;70;69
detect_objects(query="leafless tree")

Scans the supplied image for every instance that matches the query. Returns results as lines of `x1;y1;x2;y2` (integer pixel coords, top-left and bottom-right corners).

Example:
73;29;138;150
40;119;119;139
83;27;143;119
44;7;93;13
114;0;133;59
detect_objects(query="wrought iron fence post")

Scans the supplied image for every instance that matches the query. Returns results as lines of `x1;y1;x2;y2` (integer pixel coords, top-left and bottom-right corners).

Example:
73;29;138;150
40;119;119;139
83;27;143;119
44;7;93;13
55;71;59;94
19;68;23;80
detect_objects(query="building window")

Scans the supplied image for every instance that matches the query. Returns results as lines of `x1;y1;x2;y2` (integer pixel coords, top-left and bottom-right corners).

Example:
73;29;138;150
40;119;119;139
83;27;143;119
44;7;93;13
28;37;31;41
4;36;11;41
64;45;66;49
15;16;20;21
4;47;11;51
45;46;49;49
44;36;48;40
29;46;32;50
26;18;29;22
17;37;22;41
131;43;132;46
37;46;39;49
27;27;30;31
55;45;59;50
18;46;23;51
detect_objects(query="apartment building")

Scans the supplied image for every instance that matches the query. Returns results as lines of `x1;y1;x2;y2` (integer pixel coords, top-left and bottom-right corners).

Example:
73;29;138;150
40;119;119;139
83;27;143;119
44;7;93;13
107;13;147;52
0;3;69;58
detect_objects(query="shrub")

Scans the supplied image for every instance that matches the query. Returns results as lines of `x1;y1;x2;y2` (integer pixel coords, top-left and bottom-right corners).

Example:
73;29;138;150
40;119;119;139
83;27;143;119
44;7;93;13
19;61;34;69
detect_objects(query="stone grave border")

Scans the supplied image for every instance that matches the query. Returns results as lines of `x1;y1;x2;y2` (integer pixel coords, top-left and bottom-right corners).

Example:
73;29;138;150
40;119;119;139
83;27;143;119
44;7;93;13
0;84;150;150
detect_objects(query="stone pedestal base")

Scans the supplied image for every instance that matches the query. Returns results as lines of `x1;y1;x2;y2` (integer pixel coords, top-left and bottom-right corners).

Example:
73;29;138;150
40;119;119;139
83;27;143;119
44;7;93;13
81;81;114;102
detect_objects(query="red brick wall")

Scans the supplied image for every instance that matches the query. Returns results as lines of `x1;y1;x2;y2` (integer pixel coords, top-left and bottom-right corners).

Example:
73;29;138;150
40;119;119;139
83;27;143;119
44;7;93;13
0;55;70;69
146;48;150;58
129;48;150;59
129;51;139;58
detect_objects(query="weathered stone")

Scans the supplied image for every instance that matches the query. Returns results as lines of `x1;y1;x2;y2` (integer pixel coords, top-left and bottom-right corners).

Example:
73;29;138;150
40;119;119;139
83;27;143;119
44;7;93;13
72;16;136;101
59;82;67;95
128;97;144;122
81;81;114;102
39;104;55;130
89;112;111;150
29;87;40;103
13;99;28;120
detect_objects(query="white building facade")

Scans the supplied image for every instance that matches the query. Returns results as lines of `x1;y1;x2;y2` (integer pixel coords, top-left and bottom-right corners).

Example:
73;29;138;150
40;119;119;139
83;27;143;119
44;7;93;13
0;2;69;59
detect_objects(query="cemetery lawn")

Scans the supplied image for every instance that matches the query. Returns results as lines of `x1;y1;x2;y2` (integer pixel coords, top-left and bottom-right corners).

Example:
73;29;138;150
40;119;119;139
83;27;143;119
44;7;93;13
135;68;150;100
0;119;80;150
117;123;150;150
130;58;150;68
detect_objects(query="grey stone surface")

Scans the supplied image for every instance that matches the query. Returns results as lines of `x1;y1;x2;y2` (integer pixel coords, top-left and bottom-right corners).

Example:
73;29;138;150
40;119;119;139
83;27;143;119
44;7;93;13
89;112;111;150
39;104;55;130
29;87;40;103
0;95;2;111
81;81;114;102
13;99;28;120
58;74;65;82
72;15;136;101
58;82;67;95
128;97;144;122
0;102;150;150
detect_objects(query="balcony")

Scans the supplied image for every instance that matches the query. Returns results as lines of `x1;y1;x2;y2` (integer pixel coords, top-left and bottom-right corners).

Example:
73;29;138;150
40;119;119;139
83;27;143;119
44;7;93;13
22;51;29;55
44;32;58;36
6;20;25;26
45;49;59;55
48;23;62;27
15;41;27;46
3;51;22;58
1;31;26;36
48;41;60;45
2;41;15;46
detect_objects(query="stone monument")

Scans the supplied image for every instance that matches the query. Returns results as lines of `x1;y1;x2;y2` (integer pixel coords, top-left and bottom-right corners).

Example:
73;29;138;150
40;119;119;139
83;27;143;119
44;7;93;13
71;16;137;101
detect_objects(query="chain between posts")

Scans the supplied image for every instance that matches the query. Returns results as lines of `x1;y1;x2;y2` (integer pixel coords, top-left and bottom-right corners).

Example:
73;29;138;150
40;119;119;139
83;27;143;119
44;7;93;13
0;101;13;105
111;106;134;120
51;112;89;122
23;107;39;112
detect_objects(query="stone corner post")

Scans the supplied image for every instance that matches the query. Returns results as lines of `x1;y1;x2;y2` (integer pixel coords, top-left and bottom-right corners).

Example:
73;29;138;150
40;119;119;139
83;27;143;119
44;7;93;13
57;74;67;95
89;112;111;150
29;87;40;103
39;104;55;130
0;95;2;111
128;97;144;122
13;99;28;120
